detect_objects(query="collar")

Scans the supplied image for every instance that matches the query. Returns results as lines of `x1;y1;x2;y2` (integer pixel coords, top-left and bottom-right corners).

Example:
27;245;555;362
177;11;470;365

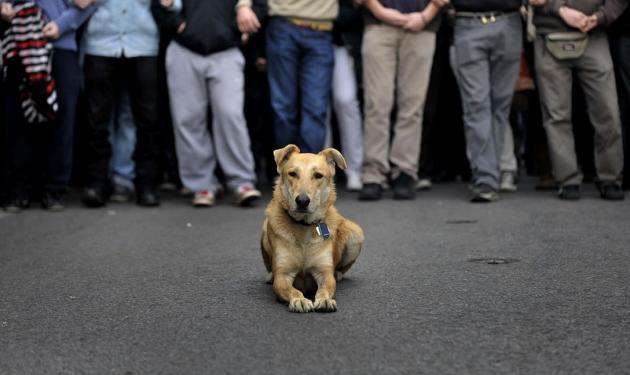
284;208;318;226
283;208;331;240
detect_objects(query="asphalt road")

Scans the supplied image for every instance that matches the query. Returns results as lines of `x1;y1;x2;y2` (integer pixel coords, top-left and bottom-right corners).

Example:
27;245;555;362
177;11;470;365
1;182;629;374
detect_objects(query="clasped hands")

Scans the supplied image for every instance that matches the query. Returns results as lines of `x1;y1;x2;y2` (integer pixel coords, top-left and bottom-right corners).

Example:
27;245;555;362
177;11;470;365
529;0;598;33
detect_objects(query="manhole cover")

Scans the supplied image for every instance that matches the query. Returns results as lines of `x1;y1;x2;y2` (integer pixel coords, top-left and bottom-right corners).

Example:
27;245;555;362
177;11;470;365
468;258;519;265
446;220;478;224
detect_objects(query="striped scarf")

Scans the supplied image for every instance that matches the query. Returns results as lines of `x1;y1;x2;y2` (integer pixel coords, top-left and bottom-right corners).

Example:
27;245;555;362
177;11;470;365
1;1;58;123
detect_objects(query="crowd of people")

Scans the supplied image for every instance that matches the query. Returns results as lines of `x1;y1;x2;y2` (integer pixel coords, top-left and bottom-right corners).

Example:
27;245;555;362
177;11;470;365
0;0;628;212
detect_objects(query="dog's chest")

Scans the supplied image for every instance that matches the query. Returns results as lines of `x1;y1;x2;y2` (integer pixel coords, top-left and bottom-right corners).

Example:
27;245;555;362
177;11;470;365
287;230;334;270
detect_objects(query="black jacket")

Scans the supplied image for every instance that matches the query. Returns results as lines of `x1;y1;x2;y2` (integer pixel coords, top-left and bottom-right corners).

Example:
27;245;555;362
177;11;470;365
151;0;267;56
450;0;523;12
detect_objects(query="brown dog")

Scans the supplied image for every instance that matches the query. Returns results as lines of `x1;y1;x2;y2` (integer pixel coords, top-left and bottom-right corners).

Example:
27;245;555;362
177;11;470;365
261;144;364;313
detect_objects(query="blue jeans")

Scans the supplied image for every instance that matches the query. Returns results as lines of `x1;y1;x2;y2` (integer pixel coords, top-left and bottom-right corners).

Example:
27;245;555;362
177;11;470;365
266;17;334;153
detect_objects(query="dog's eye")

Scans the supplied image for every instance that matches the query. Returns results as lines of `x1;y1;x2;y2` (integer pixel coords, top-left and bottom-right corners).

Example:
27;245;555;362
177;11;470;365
288;171;298;178
314;172;324;180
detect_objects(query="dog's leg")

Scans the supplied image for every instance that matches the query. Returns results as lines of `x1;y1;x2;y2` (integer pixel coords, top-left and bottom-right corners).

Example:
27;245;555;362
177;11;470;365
273;273;314;313
336;220;364;277
312;268;337;312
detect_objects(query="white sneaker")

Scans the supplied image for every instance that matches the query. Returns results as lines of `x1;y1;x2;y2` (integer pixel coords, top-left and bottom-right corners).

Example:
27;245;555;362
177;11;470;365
499;172;518;192
416;178;432;191
193;190;215;207
346;172;363;191
235;184;261;207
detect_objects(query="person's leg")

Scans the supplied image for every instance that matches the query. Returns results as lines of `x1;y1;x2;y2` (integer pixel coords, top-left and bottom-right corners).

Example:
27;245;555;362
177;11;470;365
165;41;217;194
207;47;258;197
266;18;300;149
391;30;436;180
298;28;334;153
490;15;522;191
534;37;581;188
575;35;623;187
610;32;630;188
451;19;495;189
331;45;363;188
125;56;160;201
361;24;398;186
109;86;136;202
83;55;119;193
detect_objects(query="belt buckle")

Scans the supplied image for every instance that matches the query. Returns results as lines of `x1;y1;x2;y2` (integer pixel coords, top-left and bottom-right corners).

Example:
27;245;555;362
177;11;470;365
481;15;496;24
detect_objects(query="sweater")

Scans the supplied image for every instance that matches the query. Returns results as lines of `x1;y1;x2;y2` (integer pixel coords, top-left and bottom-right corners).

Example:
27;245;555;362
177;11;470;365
35;0;95;51
533;0;628;34
152;0;267;56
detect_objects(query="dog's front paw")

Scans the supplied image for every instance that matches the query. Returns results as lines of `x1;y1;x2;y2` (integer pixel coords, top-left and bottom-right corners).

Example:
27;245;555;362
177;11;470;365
289;298;314;313
314;298;337;312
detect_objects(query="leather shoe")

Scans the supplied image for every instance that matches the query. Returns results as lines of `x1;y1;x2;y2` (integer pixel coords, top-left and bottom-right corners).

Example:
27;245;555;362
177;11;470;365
82;187;107;208
137;186;160;207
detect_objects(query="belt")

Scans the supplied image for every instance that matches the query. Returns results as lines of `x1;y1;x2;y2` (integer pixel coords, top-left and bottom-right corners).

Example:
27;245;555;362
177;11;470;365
287;17;333;32
455;11;517;24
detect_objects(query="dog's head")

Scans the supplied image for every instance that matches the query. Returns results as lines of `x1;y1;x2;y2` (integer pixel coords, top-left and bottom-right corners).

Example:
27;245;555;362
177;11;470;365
273;144;347;220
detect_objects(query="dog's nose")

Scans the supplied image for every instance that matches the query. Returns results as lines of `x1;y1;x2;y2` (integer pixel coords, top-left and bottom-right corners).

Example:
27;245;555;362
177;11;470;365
295;194;310;210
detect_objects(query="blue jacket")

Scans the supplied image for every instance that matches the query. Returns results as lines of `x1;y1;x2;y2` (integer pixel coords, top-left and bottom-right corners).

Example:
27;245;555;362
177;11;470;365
82;0;159;58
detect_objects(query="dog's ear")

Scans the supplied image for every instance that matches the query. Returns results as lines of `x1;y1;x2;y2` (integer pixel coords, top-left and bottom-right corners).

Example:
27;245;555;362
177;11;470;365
319;148;347;171
273;144;300;173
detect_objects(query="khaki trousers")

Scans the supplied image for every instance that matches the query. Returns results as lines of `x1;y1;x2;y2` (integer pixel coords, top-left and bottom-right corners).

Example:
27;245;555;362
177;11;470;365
535;33;623;186
361;24;436;184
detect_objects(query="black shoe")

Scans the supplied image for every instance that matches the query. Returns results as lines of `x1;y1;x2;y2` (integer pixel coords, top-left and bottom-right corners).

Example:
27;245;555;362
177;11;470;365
358;183;383;201
82;186;107;208
3;195;30;213
392;173;416;200
598;182;624;201
41;191;65;211
137;186;160;207
470;183;499;203
558;184;580;200
110;184;134;203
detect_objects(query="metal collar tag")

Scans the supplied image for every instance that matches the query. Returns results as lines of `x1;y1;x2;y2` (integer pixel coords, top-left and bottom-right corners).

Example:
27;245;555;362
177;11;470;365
316;223;330;240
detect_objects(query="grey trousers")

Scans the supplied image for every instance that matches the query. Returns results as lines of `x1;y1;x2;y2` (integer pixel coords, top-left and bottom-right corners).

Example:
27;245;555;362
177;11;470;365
535;33;623;186
165;42;256;193
362;24;436;184
325;45;363;178
451;13;522;189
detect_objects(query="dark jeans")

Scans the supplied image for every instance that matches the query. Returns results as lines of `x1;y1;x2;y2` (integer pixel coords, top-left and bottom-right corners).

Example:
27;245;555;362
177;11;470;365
83;55;160;189
4;49;80;197
266;17;334;152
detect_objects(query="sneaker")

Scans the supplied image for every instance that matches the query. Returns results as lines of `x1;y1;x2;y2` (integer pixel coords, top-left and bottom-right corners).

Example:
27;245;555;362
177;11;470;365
470;183;499;203
358;183;382;201
392;173;416;200
598;182;624;201
499;172;518;192
558;184;580;200
235;184;261;207
193;190;216;207
3;195;30;213
82;186;107;208
110;184;134;203
346;172;363;192
416;178;432;191
41;191;65;212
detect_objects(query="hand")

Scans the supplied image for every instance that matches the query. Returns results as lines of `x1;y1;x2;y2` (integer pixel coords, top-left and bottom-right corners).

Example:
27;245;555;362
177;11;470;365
377;8;410;27
1;2;15;22
176;21;186;34
529;0;546;6
352;0;367;6
237;6;261;34
43;21;60;40
580;14;598;33
74;0;96;10
558;6;588;30
403;12;426;32
160;0;174;8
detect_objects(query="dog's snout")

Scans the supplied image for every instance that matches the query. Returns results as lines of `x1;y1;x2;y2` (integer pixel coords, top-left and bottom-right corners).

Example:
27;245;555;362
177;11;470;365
295;194;310;210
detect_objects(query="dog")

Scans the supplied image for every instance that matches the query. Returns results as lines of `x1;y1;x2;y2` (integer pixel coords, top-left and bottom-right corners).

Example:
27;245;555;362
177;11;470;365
261;144;364;313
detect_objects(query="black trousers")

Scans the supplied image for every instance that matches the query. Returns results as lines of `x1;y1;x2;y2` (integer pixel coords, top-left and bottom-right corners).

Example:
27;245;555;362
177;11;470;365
610;31;630;187
3;49;81;198
83;55;160;189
